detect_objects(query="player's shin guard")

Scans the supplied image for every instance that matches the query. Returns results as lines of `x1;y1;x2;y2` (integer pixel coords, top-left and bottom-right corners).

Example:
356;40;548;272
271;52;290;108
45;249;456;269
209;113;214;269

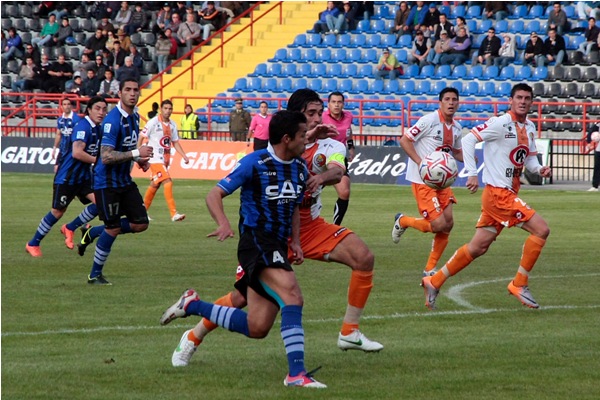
341;270;373;335
201;292;235;332
281;305;305;377
186;301;250;337
513;235;546;287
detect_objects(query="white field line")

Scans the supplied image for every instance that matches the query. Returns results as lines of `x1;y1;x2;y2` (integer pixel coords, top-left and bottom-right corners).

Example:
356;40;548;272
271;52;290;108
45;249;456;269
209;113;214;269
3;274;600;338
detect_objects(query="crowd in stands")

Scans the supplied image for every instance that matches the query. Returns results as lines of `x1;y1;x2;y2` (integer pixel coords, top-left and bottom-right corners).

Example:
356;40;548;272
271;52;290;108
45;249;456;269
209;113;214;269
2;1;251;98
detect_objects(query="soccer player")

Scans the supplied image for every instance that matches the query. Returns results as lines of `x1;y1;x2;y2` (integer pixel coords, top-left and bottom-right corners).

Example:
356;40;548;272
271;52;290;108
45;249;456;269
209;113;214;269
392;87;464;277
52;98;82;171
138;99;189;222
322;91;354;225
160;110;328;389
168;89;382;369
86;79;153;285
26;97;107;257
421;83;552;310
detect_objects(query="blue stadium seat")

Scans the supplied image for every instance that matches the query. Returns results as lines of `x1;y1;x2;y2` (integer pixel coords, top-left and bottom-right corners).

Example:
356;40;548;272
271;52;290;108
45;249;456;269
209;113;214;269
362;110;376;126
434;65;451;80
305;33;321;47
496;20;509;33
354;19;370;33
399;80;415;95
383;95;401;111
419;64;435;79
325;64;342;78
568;35;585;50
430;81;447;96
335;34;351;48
452;5;466;18
472;34;485;49
532;66;548;81
369;20;387;34
374;5;390;19
363;95;378;109
233;78;247;91
262;78;278;92
324;79;338;92
402;64;420;78
395;49;408;63
247;77;262;92
368;80;384;96
509;20;524;34
300;48;316;63
347;48;362;63
516;65;532;80
333;48;348;62
467;19;477;34
278;78;292;92
476;19;493;34
249;63;267;77
466;5;481;19
480;82;496;96
350;79;369;94
525;20;541;34
287;48;301;62
366;34;382;48
384;80;400;95
309;63;327;78
284;63;298;78
464;81;480;96
350;34;367;48
308;78;322;92
412;96;428;111
398;34;412;48
360;48;378;63
293;78;308;91
511;4;528;19
475;98;494;113
317;48;331;62
290;34;306;48
345;94;362;110
339;79;353;93
497;65;514;80
417;80;431;95
451;65;467;80
450;81;463;93
497;82;512;97
383;34;398;48
439;5;451;16
320;33;337;48
245;94;259;108
564;5;576;18
527;4;544;19
341;64;358;77
482;65;500;80
268;63;283;77
359;64;373;77
269;48;287;62
298;63;312;77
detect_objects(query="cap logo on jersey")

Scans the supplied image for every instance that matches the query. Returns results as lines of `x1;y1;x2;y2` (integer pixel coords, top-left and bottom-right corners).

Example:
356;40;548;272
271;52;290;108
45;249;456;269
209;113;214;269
509;145;529;166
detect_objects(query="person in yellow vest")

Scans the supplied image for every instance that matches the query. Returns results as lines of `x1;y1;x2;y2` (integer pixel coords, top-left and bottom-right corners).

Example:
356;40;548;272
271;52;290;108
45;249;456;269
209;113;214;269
180;104;199;139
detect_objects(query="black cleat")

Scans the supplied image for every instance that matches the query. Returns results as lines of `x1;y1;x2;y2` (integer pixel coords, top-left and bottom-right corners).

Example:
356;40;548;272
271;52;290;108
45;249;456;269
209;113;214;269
87;274;112;285
77;224;95;257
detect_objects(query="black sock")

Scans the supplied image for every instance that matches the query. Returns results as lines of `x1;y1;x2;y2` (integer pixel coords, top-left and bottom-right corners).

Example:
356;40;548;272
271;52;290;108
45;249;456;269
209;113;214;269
333;198;349;226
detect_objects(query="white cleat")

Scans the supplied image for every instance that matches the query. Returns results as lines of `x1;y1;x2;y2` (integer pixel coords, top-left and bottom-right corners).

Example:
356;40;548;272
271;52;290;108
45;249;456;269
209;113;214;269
284;371;327;389
337;330;383;352
172;213;186;222
160;289;199;325
172;329;198;367
507;281;540;309
392;213;406;244
421;276;439;310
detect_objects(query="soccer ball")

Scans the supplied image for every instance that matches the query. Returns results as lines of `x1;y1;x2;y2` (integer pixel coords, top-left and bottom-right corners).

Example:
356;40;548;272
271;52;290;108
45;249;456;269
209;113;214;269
419;151;459;190
591;131;600;143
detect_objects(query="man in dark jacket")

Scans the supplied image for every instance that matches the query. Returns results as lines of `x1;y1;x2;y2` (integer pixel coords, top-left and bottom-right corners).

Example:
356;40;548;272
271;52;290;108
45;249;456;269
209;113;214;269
472;27;501;66
541;29;568;67
229;98;252;142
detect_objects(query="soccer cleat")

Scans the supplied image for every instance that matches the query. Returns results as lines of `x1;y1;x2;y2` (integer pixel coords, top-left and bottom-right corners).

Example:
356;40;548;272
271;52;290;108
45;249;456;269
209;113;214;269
587;187;599;192
337;330;384;352
172;329;198;367
61;224;75;249
160;289;199;325
77;224;95;257
25;243;42;257
391;213;406;244
421;276;439;310
171;213;186;222
507;281;539;309
284;369;327;389
422;268;437;277
87;274;112;285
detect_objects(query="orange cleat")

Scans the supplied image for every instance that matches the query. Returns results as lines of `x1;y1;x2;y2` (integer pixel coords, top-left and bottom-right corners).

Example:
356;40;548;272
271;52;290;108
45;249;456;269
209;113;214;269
25;243;42;257
61;224;75;249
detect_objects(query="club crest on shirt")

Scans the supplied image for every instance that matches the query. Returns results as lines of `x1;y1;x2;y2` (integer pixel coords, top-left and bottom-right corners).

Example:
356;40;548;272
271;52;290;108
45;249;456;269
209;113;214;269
314;153;326;168
509;145;529;166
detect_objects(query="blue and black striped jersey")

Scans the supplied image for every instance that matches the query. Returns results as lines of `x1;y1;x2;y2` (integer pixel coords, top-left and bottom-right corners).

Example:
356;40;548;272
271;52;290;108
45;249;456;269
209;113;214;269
56;113;82;165
93;103;140;189
217;148;308;243
54;116;100;185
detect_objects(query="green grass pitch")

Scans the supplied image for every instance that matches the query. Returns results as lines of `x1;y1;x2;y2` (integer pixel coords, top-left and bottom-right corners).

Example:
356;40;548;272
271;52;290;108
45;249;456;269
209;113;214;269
2;173;599;400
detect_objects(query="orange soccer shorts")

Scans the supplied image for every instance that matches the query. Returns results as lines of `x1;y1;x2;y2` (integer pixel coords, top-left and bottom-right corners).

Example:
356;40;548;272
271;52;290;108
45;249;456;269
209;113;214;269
290;216;353;261
411;183;457;222
149;163;171;184
476;185;536;234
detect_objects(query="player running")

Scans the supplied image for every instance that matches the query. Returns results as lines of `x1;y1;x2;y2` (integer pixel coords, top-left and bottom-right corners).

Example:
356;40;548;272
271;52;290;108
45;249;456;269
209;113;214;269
392;87;464;277
421;83;552;310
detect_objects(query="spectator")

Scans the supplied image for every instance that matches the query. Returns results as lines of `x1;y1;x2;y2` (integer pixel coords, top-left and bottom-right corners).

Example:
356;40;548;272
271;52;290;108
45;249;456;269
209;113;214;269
84;29;108;57
483;1;509;21
408;30;431;67
49;2;79;20
106;1;122;20
105;30;117;51
524;32;544;66
390;1;410;36
51;16;74;47
173;1;188;20
329;1;356;34
313;1;340;34
124;3;148;35
34;54;51;91
102;48;115;71
198;1;221;40
74;53;95;76
114;1;133;29
65;72;84;95
221;2;249;17
494;33;517;70
576;1;600;20
423;3;441;39
81;69;101;97
349;1;374;21
471;27;501;66
32;14;60;48
178;12;202;53
116;29;132;51
433;13;454;42
128;45;143;74
578;17;600;55
427;30;451;65
406;1;428;35
92;54;109;78
148;102;159;119
156;32;172;72
169;13;183;40
541;28;568;67
2;28;23;66
165;28;179;60
547;2;568;35
22;44;42;66
374;48;402;80
47;54;73;93
153;3;173;35
455;16;470;38
97;69;119;98
34;1;57;18
111;40;128;70
180;103;200;139
11;56;37;93
440;27;471;66
228;98;252;141
116;56;140;82
97;13;116;34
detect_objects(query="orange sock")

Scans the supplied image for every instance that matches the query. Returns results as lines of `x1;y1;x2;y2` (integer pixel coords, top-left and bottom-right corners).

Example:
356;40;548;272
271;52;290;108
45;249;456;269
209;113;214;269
201;292;235;331
144;185;158;211
163;181;177;217
187;329;202;346
425;232;449;272
513;235;546;287
432;244;473;288
401;216;432;233
341;271;373;335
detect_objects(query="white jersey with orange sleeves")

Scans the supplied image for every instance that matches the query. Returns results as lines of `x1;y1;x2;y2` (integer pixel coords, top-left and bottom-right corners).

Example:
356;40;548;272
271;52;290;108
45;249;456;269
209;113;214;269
300;138;347;224
468;112;538;192
404;109;463;184
140;116;180;165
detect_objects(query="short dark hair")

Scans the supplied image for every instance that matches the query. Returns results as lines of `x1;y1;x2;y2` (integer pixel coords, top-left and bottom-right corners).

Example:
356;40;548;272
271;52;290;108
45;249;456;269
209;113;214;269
439;87;459;101
160;99;173;107
510;83;533;98
259;101;268;107
86;96;107;114
119;78;139;91
269;110;307;145
287;88;323;113
328;91;345;102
